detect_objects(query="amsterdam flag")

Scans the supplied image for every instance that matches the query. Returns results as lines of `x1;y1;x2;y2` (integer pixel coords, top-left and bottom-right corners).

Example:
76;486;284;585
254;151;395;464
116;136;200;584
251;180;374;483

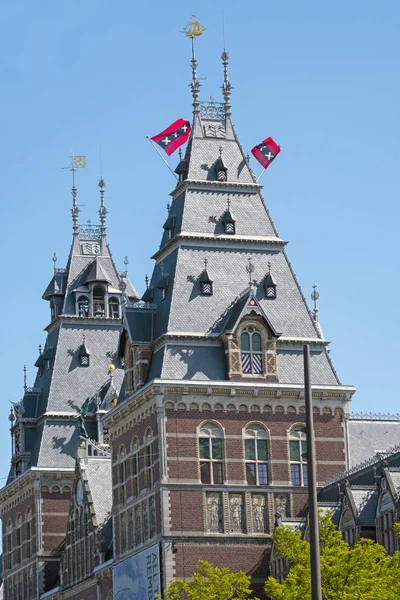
150;119;191;156
251;137;280;170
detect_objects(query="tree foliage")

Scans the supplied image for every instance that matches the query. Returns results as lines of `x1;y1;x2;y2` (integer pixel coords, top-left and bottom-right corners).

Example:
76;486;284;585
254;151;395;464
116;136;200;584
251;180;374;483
160;560;258;600
265;512;400;600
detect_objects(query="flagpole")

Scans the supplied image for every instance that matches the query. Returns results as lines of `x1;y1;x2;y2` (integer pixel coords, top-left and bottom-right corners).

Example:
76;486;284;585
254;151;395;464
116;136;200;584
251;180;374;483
146;136;178;181
256;168;266;183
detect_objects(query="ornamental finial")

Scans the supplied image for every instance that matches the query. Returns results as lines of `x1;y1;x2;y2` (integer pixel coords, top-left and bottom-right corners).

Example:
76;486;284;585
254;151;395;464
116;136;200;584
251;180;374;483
246;257;255;285
63;151;86;234
53;252;57;274
311;283;320;322
145;275;149;289
124;256;129;276
98;177;107;233
23;365;27;392
221;47;232;113
183;15;204;111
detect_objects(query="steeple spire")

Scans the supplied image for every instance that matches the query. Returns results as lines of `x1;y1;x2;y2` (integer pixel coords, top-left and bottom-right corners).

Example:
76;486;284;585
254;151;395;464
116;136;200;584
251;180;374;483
64;152;86;235
184;15;205;112
98;177;107;233
221;48;232;115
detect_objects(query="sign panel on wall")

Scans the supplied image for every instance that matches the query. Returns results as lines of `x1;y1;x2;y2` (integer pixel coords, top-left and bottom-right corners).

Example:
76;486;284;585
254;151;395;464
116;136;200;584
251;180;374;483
113;543;160;600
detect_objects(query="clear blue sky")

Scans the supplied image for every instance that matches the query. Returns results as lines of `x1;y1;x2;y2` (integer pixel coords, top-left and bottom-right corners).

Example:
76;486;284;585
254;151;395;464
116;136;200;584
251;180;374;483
0;0;399;478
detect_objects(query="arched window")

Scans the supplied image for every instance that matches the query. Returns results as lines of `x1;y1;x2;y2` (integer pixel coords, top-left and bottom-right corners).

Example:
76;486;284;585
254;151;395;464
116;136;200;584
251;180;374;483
15;514;22;565
244;425;269;485
199;423;224;485
378;491;395;555
93;285;105;317
117;445;127;504
108;296;120;319
144;428;154;490
77;296;90;317
25;508;32;559
131;437;140;498
241;327;262;375
289;426;308;486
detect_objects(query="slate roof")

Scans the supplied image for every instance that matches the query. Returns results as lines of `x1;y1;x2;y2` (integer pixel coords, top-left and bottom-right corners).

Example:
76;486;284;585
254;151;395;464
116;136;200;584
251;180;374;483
83;457;112;528
351;487;378;527
7;223;135;482
140;92;346;390
347;418;400;467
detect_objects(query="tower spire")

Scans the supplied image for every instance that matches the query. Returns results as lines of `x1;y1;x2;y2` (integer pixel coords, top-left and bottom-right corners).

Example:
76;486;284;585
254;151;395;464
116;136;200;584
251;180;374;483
98;177;107;233
221;47;232;115
184;15;205;112
63;151;86;235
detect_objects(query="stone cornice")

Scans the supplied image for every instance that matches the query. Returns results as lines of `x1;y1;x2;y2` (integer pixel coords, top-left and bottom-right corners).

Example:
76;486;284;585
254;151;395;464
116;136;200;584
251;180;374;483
171;178;263;199
151;231;285;262
44;314;122;333
0;467;75;504
104;379;355;429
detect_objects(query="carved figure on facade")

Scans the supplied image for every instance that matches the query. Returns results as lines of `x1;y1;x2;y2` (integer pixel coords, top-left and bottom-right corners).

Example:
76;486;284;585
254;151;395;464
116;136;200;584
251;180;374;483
206;493;222;533
252;495;266;532
230;494;244;532
81;242;100;255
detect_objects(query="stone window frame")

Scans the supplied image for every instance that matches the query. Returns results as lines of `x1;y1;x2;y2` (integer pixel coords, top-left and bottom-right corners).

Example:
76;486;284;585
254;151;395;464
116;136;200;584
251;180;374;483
116;444;128;505
4;519;12;570
143;427;155;491
377;490;396;555
198;420;225;485
24;508;33;560
237;320;268;378
108;296;120;319
243;422;270;486
14;513;22;566
76;294;90;318
131;436;140;498
288;424;308;487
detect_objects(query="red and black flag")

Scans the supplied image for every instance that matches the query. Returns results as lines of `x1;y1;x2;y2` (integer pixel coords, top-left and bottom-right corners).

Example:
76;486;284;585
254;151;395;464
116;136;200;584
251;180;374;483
150;119;191;156
251;137;280;170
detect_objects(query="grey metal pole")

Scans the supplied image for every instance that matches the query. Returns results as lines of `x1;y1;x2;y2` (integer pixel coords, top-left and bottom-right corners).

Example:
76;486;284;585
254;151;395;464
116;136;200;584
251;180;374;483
303;343;322;600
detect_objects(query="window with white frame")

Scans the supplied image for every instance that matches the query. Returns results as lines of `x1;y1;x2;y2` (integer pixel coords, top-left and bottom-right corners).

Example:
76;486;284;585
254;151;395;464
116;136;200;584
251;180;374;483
108;296;120;318
131;437;140;497
143;429;154;490
289;426;308;486
77;295;90;317
244;425;269;485
117;445;127;504
93;285;105;317
379;506;395;555
199;423;224;484
241;327;263;375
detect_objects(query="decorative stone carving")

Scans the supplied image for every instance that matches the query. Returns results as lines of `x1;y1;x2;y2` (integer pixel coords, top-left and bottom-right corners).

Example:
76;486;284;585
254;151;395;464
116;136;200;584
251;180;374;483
229;494;245;532
206;492;223;533
274;493;289;521
204;123;226;138
252;494;267;532
81;242;100;255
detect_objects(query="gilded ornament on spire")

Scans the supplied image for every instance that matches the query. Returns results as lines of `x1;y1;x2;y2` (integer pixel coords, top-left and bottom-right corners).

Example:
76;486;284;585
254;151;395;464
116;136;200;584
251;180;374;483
183;15;205;37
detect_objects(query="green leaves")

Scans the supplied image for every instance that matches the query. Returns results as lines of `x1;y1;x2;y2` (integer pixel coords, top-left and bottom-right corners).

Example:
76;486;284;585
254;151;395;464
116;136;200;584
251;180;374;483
160;560;258;600
265;513;400;600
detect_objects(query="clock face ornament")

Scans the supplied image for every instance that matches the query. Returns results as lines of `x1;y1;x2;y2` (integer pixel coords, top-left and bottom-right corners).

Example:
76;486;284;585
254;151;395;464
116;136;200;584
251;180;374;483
76;479;84;505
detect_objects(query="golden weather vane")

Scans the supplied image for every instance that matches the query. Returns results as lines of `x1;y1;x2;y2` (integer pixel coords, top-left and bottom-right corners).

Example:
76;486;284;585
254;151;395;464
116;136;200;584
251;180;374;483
183;15;205;38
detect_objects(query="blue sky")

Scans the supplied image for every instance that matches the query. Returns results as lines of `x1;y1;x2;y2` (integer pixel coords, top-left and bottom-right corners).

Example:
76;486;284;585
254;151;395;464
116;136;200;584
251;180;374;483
0;0;399;477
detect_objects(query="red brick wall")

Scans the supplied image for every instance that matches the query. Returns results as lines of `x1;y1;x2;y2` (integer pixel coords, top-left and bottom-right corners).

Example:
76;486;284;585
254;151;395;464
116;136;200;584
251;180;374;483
41;490;70;553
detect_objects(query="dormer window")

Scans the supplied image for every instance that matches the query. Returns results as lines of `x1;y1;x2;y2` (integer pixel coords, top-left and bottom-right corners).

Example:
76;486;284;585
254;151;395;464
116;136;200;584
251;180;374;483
93;285;105;317
78;337;90;367
215;155;227;181
222;200;235;235
50;302;56;321
142;285;155;304
163;214;176;240
200;260;213;296
78;296;90;317
108;297;120;319
241;327;262;375
263;263;276;299
157;268;169;302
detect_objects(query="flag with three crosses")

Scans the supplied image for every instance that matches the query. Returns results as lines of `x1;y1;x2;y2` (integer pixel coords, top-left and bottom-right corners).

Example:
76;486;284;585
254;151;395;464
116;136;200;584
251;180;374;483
251;136;281;170
150;119;191;156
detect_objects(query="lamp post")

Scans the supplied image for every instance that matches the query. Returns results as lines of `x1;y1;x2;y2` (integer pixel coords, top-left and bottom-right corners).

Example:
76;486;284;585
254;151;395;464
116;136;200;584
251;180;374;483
303;343;322;600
